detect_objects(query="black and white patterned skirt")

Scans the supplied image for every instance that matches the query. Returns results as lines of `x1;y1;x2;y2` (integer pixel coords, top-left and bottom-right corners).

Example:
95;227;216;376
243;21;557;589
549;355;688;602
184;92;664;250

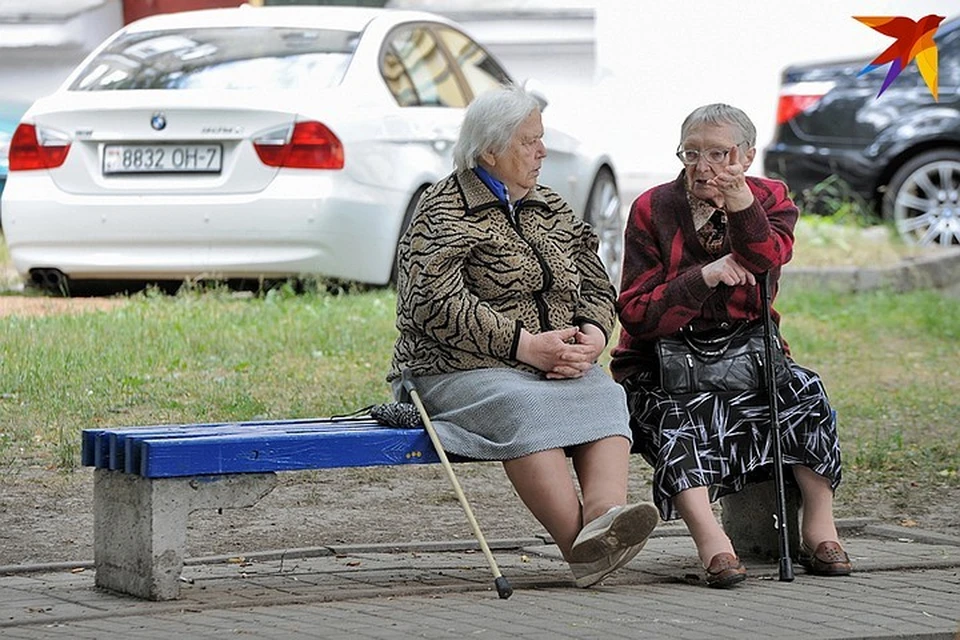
621;361;842;521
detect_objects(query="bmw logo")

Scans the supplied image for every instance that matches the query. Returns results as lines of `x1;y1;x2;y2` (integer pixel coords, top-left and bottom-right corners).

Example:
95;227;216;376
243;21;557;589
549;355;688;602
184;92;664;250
150;113;167;131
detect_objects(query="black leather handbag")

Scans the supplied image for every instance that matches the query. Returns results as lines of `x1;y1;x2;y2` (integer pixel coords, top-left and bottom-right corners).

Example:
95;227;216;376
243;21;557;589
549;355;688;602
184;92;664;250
656;320;791;394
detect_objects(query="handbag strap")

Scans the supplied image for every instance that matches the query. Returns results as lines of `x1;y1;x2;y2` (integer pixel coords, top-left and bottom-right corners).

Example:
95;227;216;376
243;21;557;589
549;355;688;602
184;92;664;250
679;322;749;358
677;274;777;358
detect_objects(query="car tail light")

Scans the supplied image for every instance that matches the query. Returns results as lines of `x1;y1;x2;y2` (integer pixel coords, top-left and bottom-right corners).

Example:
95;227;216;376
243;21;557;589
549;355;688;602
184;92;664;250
8;123;71;170
775;81;836;125
253;121;344;169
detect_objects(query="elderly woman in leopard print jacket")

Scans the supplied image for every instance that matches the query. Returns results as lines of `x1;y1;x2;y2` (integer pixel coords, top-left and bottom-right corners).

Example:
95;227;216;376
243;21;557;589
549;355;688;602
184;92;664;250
388;85;658;589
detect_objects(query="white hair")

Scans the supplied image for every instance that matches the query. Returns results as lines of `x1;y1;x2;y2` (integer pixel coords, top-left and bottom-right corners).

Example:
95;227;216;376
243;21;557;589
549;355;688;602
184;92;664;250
680;103;757;147
453;84;541;171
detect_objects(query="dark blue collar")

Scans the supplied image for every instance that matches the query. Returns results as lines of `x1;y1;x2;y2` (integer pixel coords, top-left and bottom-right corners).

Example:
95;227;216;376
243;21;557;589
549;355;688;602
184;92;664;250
473;166;509;205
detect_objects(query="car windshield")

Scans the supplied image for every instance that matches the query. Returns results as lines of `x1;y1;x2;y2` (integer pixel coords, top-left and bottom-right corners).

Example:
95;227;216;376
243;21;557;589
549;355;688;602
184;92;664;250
69;27;358;91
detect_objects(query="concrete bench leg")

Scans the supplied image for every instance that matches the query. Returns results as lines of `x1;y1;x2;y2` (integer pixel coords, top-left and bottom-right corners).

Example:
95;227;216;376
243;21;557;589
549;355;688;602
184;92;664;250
93;469;277;600
720;479;801;560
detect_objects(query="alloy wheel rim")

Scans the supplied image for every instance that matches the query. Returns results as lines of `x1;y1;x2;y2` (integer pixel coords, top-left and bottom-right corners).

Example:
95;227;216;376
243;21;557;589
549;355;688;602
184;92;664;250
590;175;623;287
893;160;960;247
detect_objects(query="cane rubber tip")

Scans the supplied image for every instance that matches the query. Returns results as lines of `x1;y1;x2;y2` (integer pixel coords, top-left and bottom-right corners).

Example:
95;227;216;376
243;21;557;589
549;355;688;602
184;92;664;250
779;558;795;582
495;576;513;599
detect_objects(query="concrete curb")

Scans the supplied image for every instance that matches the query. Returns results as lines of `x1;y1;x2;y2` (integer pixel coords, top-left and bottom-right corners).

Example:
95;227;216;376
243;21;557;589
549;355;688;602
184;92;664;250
862;523;960;547
782;247;960;293
0;517;896;577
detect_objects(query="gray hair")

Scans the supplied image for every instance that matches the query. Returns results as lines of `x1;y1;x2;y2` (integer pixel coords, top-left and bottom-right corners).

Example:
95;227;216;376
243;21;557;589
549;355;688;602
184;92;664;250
453;84;541;170
680;103;757;148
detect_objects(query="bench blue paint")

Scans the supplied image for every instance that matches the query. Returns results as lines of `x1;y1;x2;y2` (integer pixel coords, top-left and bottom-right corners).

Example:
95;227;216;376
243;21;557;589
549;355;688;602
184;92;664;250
82;417;330;471
81;417;443;478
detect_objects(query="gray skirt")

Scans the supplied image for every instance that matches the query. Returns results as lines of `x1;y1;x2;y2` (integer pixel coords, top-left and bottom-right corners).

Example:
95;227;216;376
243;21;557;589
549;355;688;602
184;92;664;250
391;365;632;460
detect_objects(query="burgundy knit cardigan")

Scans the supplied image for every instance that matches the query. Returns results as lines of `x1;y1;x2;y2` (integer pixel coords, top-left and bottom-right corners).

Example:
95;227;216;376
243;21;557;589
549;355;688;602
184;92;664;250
610;173;799;383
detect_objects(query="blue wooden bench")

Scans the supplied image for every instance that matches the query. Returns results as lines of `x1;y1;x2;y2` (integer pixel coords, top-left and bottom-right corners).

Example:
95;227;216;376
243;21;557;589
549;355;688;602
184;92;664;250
82;417;443;477
82;408;817;601
81;416;450;601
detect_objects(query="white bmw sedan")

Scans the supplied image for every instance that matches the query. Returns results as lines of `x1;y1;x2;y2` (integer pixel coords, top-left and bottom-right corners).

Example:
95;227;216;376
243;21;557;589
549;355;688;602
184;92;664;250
0;5;621;295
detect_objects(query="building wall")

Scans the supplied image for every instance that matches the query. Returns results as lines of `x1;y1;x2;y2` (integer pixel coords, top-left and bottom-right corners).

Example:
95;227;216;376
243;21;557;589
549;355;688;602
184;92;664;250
590;0;959;192
0;1;124;104
122;0;246;24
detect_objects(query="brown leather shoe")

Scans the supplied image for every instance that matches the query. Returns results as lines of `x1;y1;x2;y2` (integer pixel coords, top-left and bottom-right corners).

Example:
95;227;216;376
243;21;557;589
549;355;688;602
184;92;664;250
705;552;747;588
798;541;853;576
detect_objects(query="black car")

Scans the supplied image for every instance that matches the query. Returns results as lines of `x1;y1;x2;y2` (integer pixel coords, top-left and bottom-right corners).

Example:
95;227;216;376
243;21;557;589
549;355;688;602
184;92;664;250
764;14;960;246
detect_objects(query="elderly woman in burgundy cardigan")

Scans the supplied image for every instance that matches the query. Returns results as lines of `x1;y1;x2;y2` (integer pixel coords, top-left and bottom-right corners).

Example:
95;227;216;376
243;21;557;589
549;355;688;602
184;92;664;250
611;103;852;588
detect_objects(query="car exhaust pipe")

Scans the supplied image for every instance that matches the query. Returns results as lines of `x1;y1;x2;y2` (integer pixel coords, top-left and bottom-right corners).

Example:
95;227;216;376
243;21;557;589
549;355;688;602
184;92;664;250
29;268;70;296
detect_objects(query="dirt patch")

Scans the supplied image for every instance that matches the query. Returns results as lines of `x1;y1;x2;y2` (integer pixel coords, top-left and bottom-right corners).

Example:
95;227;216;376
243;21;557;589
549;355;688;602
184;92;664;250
0;463;957;567
0;464;543;566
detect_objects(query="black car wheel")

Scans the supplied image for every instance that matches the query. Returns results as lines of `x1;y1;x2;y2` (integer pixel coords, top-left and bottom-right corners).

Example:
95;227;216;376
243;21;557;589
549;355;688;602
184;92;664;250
584;167;623;287
884;149;960;247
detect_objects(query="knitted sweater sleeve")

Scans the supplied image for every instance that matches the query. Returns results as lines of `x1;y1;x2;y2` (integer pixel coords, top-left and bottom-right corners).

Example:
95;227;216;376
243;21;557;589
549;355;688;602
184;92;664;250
726;177;797;273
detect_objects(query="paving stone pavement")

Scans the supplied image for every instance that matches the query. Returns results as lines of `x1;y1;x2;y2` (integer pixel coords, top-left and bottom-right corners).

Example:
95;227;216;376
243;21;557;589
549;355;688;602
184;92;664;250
1;519;958;639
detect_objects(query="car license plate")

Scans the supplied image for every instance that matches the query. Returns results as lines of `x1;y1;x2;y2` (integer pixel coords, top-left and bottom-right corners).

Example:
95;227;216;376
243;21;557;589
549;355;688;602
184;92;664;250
103;144;223;174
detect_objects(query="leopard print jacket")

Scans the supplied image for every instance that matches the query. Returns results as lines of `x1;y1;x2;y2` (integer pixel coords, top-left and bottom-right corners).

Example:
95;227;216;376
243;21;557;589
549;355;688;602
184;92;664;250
388;169;616;381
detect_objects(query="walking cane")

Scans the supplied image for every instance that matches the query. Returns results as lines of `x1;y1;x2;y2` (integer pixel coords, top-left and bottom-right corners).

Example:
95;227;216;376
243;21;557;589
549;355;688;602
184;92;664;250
759;272;795;582
401;369;514;599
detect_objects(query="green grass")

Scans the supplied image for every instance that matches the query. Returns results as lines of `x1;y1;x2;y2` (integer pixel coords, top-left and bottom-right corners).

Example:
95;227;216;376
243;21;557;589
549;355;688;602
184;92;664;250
0;286;398;470
777;288;960;491
790;214;930;268
1;283;957;492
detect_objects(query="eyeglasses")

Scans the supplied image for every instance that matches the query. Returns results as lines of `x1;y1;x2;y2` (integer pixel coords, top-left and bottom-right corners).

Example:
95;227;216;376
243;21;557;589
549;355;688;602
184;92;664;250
675;142;748;165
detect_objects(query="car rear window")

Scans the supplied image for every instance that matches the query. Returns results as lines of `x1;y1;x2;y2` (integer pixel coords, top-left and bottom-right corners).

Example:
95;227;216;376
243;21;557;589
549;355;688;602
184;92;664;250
69;27;358;91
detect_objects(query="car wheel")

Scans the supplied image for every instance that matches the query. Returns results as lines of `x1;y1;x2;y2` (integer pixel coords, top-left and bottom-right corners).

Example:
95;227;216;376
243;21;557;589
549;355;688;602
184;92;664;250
884;149;960;247
584;166;623;287
390;186;428;286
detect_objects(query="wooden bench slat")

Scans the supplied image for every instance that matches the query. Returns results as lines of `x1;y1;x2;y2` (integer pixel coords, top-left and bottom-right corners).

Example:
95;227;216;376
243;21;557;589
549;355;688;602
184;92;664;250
124;422;395;474
136;426;440;477
85;421;250;469
81;418;382;472
123;423;402;477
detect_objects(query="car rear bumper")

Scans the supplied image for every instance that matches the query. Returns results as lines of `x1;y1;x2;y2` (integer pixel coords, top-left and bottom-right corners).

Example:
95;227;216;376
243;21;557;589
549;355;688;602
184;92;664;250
1;173;407;285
